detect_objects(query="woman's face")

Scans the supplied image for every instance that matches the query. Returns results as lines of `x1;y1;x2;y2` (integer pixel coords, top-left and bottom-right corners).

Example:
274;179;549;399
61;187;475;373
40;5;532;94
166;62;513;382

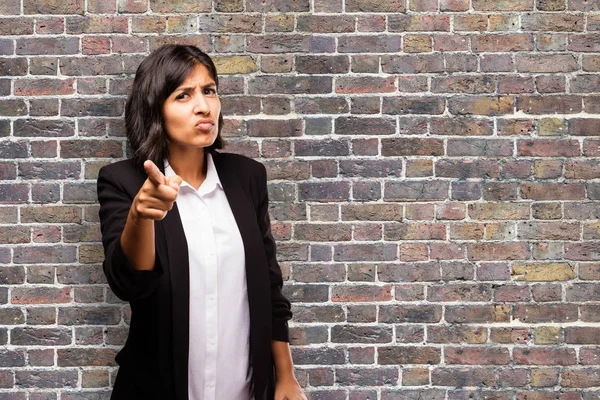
162;63;220;152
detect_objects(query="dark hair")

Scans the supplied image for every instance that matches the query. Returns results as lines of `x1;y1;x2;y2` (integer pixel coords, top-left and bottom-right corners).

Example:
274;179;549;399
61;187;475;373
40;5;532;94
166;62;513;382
125;44;224;167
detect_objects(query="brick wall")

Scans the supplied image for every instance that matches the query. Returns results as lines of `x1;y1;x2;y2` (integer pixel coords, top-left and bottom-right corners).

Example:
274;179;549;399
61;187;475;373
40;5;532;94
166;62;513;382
1;0;600;398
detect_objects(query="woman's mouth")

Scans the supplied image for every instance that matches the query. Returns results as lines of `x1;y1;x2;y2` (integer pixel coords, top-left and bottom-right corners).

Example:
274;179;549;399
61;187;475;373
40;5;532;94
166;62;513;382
195;120;214;131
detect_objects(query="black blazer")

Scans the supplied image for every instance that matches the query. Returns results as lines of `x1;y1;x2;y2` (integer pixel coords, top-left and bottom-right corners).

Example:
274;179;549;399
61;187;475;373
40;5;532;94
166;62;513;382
97;151;292;400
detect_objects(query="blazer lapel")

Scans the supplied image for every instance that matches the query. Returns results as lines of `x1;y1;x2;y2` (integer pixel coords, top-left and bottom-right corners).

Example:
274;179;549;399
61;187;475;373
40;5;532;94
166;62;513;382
161;199;190;400
212;151;271;397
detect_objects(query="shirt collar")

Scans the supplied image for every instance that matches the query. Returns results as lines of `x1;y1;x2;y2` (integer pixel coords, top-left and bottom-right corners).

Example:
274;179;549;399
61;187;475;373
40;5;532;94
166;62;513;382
164;152;222;195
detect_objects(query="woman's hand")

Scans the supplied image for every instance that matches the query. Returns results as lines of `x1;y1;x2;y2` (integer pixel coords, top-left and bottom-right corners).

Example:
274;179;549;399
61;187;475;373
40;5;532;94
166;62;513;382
274;376;307;400
131;160;182;223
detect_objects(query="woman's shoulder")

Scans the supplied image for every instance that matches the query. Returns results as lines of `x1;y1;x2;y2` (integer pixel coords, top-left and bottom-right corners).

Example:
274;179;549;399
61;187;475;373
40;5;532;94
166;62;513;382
212;151;265;176
98;159;146;188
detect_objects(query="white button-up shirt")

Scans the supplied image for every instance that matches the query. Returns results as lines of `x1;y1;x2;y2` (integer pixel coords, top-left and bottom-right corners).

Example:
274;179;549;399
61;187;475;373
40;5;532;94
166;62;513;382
165;153;252;400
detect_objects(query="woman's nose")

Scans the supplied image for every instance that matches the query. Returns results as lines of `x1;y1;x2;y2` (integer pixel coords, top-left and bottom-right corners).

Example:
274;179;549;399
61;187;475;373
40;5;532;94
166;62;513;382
192;95;210;114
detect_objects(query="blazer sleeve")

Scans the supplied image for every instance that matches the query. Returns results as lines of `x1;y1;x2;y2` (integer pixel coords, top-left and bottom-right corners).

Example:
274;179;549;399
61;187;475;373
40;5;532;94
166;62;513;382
256;163;292;342
97;165;162;302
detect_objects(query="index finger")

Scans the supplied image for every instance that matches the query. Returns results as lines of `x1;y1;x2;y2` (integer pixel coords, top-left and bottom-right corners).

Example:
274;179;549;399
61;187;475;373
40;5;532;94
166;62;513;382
143;160;167;186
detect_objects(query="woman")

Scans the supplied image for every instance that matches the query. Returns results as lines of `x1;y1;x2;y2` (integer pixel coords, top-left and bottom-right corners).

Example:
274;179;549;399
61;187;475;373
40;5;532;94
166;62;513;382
97;44;306;400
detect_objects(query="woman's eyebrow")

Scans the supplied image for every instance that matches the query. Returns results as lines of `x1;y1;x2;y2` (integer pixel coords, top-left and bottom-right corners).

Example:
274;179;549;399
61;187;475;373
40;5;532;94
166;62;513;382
175;82;216;92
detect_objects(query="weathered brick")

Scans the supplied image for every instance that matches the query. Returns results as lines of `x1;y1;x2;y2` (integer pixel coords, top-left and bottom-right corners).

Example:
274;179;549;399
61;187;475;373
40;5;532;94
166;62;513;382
570;119;600;136
569;34;600;52
447;305;511;323
382;97;445;115
432;76;495;94
468;242;529;261
331;325;392;344
378;262;441;282
16;370;78;388
345;0;405;12
449;96;514;116
16;37;79;55
60;140;123;158
522;14;583;31
445;347;510;365
24;0;84;14
57;348;118;367
13;246;77;264
336;76;395;94
512;263;574;281
436;160;500;179
428;283;491;302
338;35;402;53
336;367;398;386
382;55;445;73
248;34;333;53
292;347;345;365
379;346;440;365
514;347;577;365
521;183;585;200
472;34;534;52
384;181;449;201
536;75;565;93
11;327;71;346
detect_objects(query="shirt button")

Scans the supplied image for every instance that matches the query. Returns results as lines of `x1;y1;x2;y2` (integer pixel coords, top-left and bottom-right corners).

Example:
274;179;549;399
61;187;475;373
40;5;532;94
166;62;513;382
210;340;216;346
208;382;215;388
208;296;215;301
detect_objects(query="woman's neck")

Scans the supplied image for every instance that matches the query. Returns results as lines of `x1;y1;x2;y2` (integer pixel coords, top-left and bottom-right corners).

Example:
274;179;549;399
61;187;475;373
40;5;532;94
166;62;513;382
167;147;207;190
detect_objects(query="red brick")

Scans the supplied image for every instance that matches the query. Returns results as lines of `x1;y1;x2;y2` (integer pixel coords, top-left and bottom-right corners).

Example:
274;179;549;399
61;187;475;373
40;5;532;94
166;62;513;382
561;369;600;388
378;263;441;282
447;139;513;156
569;34;600;52
112;37;147;54
522;14;584;31
24;0;84;14
429;283;491;302
14;78;74;96
297;15;354;33
468;243;529;261
331;284;392;302
66;16;128;34
514;348;577;365
445;347;510;365
446;305;511;323
494;284;531;302
432;367;496;386
454;14;487;31
346;0;405;11
430;243;465;260
336;76;395;94
434;34;469;52
357;15;386;32
432;76;495;94
382;55;444;73
441;0;470;10
521;183;585;200
571;75;600;94
518;139;580;157
333;244;397;262
536;75;566;93
447;56;477;74
473;0;534;10
379;346;440;365
389;14;450;32
338;35;401;53
449;96;514;116
12;287;71;304
472;34;534;52
515;304;579;323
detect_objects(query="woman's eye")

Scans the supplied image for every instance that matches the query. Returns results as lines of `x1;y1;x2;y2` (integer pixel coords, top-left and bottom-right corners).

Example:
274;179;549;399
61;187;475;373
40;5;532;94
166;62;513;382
175;93;189;100
204;88;216;95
